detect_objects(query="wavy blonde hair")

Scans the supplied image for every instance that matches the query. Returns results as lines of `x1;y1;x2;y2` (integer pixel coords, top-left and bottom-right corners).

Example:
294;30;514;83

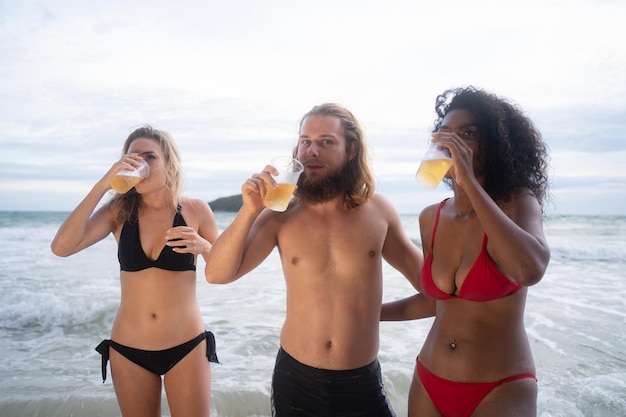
110;125;183;223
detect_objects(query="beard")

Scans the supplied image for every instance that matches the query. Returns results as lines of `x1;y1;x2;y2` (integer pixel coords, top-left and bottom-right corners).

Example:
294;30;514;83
294;157;355;205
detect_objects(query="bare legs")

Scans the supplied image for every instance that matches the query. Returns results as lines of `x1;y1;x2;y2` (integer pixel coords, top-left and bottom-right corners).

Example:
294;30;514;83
109;341;212;417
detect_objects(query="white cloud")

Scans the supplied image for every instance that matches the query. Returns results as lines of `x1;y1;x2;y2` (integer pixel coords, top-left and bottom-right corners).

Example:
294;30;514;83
1;0;625;214
551;150;626;180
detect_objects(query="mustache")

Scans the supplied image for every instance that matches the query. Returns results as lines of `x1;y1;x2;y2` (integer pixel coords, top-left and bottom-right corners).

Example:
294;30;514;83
301;158;327;166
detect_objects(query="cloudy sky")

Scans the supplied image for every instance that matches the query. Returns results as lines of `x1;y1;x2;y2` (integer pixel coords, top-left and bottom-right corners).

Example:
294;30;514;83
1;0;625;215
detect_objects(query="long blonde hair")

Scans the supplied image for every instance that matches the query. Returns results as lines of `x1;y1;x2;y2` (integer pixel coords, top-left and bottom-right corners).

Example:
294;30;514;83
110;125;183;223
295;103;375;209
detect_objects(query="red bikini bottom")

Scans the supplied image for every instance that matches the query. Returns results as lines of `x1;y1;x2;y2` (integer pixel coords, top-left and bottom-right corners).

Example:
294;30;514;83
416;358;536;417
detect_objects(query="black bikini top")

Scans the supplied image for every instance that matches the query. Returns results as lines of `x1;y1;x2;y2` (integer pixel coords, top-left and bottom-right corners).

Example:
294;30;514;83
118;207;196;272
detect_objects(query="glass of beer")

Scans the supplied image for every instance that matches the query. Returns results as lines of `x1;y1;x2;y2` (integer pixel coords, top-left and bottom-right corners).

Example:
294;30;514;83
264;156;304;212
415;141;452;188
111;159;150;194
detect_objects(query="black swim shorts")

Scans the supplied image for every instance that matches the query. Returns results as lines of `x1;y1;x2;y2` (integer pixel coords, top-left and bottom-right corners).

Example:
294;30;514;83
271;347;396;417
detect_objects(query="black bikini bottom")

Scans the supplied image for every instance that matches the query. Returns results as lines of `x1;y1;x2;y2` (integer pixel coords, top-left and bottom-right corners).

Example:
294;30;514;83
95;331;218;382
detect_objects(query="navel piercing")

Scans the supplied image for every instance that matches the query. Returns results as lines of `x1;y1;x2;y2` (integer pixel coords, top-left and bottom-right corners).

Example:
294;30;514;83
450;338;457;349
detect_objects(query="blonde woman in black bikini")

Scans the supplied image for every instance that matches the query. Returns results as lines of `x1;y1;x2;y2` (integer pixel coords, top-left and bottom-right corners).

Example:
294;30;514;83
51;125;219;417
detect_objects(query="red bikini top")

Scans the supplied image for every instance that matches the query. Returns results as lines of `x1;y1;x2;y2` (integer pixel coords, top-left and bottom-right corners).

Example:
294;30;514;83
420;199;522;302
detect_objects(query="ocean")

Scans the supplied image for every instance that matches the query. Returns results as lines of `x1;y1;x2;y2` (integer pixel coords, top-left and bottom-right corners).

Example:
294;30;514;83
0;211;624;417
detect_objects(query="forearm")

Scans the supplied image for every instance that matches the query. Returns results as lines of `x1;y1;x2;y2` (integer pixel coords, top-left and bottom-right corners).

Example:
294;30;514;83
381;293;435;321
204;208;258;284
50;180;111;256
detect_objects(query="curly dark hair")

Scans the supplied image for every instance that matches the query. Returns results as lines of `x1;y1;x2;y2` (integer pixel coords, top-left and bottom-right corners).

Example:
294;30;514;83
433;86;550;208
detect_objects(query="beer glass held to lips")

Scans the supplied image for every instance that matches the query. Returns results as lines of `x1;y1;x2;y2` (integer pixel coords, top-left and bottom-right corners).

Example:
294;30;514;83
264;156;304;212
415;140;453;188
111;158;150;194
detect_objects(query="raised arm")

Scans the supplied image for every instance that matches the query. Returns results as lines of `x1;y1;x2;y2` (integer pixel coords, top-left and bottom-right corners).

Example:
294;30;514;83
446;135;549;286
49;156;140;256
204;165;281;284
435;133;550;286
467;188;549;286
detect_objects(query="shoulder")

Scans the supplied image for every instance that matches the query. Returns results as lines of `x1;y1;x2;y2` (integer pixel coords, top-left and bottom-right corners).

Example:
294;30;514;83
179;197;216;223
178;198;219;241
501;188;543;223
419;201;442;221
366;194;404;225
101;201;123;228
509;188;540;205
368;193;396;212
179;197;213;213
418;200;446;233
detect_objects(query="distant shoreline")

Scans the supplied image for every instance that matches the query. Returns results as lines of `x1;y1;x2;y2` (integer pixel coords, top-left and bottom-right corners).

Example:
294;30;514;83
0;196;623;217
208;194;243;212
